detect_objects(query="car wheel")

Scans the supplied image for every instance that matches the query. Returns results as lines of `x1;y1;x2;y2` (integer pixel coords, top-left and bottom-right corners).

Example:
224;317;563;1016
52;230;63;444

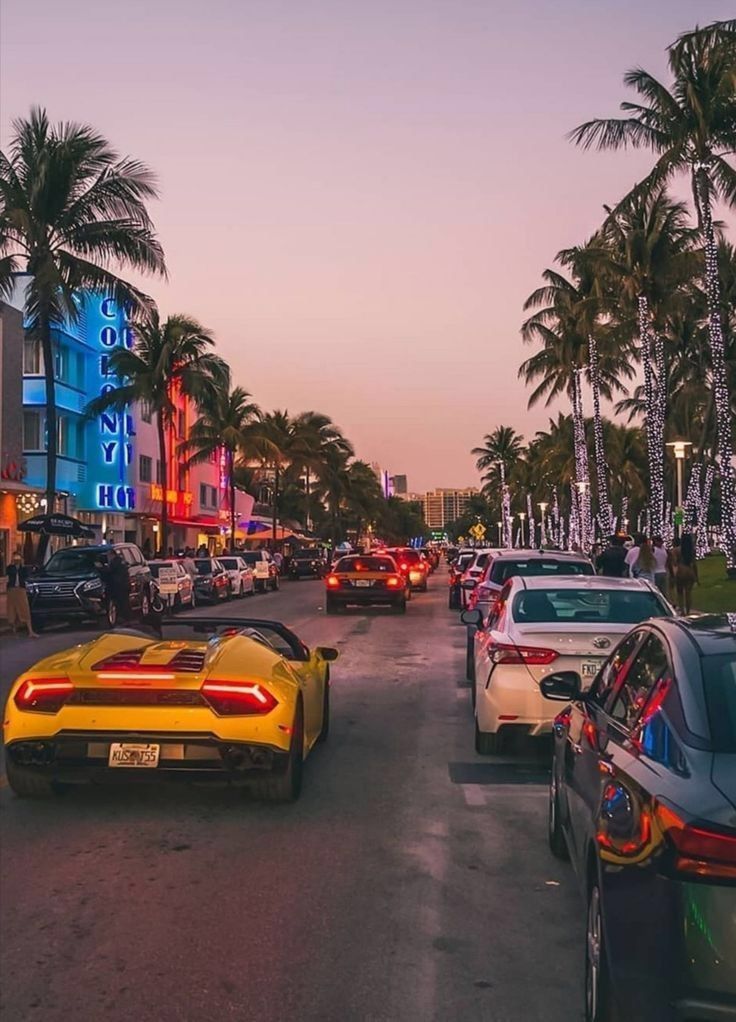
471;676;477;711
238;582;244;598
317;682;330;743
140;590;151;619
105;601;118;629
251;701;304;803
585;881;618;1022
466;635;475;683
449;589;459;610
475;716;502;755
548;770;569;860
6;760;60;799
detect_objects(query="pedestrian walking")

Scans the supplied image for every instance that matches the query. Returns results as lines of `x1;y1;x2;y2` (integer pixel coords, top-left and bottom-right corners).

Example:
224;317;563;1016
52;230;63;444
5;553;38;636
669;533;699;615
625;534;643;577
652;536;669;596
633;537;657;583
104;550;131;624
596;535;627;577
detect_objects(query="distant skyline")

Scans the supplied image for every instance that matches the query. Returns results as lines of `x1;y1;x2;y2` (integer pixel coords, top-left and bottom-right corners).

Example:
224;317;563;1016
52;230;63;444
1;0;733;492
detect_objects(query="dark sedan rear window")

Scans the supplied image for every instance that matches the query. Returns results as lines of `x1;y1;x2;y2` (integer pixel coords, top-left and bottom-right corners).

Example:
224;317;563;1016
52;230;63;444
702;653;736;752
490;558;594;584
336;556;397;573
194;559;217;575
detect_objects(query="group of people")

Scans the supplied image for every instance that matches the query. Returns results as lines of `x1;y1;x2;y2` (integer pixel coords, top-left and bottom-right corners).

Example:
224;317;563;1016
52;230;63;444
595;532;699;613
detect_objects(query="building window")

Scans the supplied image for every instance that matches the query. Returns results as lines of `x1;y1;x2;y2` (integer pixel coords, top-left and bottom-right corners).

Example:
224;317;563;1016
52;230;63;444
139;455;152;483
23;337;42;374
23;411;42;451
199;483;217;509
140;402;152;424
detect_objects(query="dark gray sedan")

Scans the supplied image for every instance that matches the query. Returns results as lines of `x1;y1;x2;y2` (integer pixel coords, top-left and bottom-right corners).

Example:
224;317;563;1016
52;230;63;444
542;615;736;1022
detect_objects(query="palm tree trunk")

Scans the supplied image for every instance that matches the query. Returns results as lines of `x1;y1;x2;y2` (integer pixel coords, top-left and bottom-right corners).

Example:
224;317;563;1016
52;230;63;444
271;463;279;553
40;308;57;515
156;411;168;554
571;367;591;548
229;449;236;551
694;168;736;568
305;467;311;532
638;296;664;537
588;335;613;537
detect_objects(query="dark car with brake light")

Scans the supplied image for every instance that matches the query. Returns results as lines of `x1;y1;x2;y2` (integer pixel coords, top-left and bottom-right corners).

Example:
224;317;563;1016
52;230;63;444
325;555;409;613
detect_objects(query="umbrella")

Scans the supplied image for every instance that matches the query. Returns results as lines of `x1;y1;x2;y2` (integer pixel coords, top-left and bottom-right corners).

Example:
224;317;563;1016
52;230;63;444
18;513;97;539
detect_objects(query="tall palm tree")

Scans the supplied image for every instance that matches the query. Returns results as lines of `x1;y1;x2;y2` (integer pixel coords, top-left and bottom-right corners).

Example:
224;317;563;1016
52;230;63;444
0;107;166;513
251;410;294;550
570;18;736;563
179;386;260;550
291;412;354;531
86;310;229;552
472;426;523;488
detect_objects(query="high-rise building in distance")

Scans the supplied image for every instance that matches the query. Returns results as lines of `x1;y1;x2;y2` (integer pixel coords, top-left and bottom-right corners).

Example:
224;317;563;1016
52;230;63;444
422;488;478;529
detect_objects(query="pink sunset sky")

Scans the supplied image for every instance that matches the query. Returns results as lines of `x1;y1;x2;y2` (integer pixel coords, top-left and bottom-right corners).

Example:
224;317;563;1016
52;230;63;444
1;0;733;493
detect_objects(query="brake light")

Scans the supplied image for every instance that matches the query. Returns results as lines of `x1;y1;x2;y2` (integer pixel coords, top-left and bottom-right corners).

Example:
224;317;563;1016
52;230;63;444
655;802;736;880
14;677;74;713
400;562;408;571
201;680;278;716
491;643;558;665
386;575;402;588
326;574;340;588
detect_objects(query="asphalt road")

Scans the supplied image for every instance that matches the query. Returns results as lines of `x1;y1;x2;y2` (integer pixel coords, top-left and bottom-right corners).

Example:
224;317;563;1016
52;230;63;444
0;575;583;1022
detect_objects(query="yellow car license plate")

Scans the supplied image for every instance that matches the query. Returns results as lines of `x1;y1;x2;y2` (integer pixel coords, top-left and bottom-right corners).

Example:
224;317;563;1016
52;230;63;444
108;743;160;768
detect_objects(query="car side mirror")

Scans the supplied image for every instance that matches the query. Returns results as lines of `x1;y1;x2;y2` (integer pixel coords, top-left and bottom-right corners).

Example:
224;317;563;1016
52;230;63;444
461;578;477;590
317;646;339;662
460;609;483;629
540;671;584;702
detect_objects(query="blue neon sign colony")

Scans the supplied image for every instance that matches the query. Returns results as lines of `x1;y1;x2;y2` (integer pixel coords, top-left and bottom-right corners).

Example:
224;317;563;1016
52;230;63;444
94;297;135;512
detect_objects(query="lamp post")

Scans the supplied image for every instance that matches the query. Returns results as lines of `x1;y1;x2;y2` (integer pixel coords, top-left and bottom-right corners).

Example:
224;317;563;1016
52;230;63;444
666;440;692;536
518;511;527;548
496;520;503;546
538;502;548;548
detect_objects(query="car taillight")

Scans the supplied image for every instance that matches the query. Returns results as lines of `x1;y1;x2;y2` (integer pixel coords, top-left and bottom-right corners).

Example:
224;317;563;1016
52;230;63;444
326;574;340;588
386;575;402;588
201;680;278;716
491;643;559;666
655;802;736;880
14;677;74;713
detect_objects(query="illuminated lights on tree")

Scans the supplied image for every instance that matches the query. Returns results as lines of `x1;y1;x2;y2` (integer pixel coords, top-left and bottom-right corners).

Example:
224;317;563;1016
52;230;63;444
638;296;666;537
587;335;613;537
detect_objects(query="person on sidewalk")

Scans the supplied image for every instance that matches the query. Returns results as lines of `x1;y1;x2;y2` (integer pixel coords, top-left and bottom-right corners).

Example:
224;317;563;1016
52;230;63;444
596;535;627;577
5;553;38;637
669;533;699;615
625;534;644;577
633;537;657;583
652;536;669;596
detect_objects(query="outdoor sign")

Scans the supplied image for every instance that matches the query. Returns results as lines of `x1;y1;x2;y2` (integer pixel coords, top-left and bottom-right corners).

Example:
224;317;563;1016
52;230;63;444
156;566;179;595
469;523;487;541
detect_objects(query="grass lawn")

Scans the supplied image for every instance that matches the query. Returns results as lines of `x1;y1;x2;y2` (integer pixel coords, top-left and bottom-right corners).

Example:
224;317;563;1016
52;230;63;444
689;554;736;613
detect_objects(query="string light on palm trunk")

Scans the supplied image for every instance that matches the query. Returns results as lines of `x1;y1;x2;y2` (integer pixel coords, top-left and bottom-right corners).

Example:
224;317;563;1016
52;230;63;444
588;335;613;537
572;366;591;549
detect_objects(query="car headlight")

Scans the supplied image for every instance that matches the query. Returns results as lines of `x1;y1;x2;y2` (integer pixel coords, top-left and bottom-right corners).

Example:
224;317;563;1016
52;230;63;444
81;578;104;593
25;582;37;594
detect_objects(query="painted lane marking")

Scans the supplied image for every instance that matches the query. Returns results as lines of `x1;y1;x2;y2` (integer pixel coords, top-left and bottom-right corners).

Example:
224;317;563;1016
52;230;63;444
461;784;486;807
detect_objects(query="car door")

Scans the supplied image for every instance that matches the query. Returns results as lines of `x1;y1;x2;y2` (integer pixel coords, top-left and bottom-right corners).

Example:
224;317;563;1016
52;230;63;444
562;630;644;871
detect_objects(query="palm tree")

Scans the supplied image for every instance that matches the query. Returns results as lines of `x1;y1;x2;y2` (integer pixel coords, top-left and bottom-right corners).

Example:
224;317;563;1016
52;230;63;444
86;310;229;552
291;412;354;531
570;18;736;563
179;386;260;550
0;107;166;514
472;426;523;488
598;187;699;533
251;411;294;550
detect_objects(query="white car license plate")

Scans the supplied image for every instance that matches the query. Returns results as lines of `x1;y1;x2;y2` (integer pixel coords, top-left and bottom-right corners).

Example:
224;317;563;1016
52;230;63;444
581;660;603;678
108;743;160;768
354;579;372;587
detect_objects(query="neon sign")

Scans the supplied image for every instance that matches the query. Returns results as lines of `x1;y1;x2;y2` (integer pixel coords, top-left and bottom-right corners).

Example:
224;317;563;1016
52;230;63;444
92;297;136;512
151;485;193;506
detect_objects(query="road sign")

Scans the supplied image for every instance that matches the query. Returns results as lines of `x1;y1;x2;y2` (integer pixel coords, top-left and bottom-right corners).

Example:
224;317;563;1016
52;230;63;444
469;523;486;541
157;566;179;595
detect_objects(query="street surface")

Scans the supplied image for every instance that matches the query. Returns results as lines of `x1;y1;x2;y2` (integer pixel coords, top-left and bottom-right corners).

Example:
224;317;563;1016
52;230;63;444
0;578;582;1022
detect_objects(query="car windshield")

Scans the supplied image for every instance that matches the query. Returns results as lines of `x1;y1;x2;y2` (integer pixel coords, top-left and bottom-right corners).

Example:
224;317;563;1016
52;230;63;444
511;588;669;625
702;652;736;752
456;553;474;570
240;552;264;565
490;558;593;584
194;559;217;575
44;549;106;574
218;558;239;569
336;556;396;573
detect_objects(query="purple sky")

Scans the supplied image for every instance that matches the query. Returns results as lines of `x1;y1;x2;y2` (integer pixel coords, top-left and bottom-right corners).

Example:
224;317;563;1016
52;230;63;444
2;0;732;492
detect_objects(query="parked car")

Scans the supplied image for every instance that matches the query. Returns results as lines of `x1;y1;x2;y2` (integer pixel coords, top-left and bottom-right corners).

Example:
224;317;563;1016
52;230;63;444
448;549;476;609
217;555;256;597
192;558;231;603
541;615;736;1022
26;543;153;630
458;548;502;608
468;549;595;621
288;549;326;580
241;550;280;592
464;575;673;754
148;559;196;610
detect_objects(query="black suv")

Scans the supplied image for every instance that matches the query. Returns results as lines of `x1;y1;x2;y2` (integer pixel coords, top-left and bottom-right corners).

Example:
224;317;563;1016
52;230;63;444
26;543;153;630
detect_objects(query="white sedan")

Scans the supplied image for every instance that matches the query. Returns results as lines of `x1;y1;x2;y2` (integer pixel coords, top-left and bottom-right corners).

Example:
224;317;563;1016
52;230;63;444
462;576;673;754
218;555;256;597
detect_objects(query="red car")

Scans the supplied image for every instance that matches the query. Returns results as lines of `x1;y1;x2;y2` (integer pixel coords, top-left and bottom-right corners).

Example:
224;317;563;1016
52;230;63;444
384;548;428;591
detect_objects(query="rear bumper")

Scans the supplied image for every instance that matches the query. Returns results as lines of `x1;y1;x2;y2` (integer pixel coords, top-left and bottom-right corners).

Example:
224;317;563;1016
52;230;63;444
5;732;286;784
328;590;404;606
477;665;553;735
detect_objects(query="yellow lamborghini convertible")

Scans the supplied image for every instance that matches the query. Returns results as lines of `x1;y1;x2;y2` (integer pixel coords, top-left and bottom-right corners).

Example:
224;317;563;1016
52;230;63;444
3;617;338;803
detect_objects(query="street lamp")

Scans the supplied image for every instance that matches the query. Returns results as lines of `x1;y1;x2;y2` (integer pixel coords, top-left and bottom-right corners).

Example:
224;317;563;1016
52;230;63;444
666;440;692;534
518;511;527;548
496;520;503;546
538;502;548;548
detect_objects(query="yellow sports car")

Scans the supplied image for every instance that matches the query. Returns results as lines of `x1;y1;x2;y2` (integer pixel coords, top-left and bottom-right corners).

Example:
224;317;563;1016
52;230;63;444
3;617;338;803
